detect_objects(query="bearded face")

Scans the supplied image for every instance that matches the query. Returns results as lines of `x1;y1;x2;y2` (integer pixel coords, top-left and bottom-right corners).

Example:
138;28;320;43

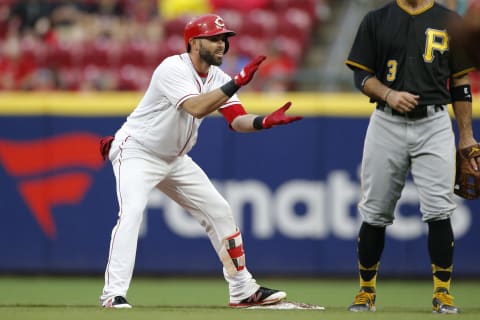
196;35;227;66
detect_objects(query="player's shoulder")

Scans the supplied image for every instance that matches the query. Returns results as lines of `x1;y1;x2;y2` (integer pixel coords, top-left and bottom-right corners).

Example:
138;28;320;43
433;1;456;13
431;2;463;25
362;2;395;24
160;53;189;68
155;53;191;74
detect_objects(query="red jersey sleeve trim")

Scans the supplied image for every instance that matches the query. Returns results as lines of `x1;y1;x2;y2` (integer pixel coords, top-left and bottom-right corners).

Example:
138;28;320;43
219;103;247;128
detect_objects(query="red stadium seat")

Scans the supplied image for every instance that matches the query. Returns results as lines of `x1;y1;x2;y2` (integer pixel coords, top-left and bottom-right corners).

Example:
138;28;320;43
233;35;267;59
164;34;185;56
45;42;83;68
57;67;83;90
271;0;318;22
242;9;278;37
164;16;192;37
118;65;150;91
271;35;304;63
19;38;48;67
118;41;149;67
82;40;119;68
275;8;312;48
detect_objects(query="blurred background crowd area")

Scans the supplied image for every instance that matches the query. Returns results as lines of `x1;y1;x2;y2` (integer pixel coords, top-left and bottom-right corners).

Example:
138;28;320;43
0;0;330;92
0;0;478;92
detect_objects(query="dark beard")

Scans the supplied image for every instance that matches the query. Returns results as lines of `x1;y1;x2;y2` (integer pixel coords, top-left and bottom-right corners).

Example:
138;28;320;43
199;48;223;66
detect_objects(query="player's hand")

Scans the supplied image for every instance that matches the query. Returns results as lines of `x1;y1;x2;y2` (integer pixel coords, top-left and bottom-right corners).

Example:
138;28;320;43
233;55;266;86
458;137;480;171
386;90;419;113
262;102;303;129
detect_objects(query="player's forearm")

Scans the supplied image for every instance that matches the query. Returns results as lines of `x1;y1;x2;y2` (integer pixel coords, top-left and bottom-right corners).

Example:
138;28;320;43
181;89;230;119
363;77;391;103
452;75;476;147
453;100;476;147
363;77;420;112
230;114;258;132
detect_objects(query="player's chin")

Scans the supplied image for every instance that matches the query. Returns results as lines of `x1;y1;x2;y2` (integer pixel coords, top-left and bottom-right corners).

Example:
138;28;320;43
213;54;224;66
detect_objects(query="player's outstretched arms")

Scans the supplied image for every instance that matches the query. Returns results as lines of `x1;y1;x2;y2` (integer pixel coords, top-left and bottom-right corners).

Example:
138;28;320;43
182;56;267;119
230;102;303;132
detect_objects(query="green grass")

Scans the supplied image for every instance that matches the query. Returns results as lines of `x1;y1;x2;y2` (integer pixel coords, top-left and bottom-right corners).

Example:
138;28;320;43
0;276;479;319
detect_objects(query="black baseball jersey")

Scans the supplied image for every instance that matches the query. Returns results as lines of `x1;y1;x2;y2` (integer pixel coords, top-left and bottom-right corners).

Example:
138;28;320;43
345;1;475;105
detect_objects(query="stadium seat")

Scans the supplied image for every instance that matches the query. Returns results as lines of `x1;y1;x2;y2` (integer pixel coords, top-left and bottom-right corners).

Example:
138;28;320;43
233;35;267;59
118;65;150;91
164;34;185;56
19;38;47;67
271;0;318;21
82;40;118;68
57;67;83;90
242;9;277;37
46;42;83;68
276;8;313;43
271;34;304;63
164;16;192;37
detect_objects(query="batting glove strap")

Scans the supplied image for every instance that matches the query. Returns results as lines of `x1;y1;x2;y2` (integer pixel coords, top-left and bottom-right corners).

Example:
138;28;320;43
220;79;240;98
253;116;265;130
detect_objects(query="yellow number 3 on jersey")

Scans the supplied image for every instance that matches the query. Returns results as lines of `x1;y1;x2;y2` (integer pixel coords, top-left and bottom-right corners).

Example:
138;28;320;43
386;60;397;82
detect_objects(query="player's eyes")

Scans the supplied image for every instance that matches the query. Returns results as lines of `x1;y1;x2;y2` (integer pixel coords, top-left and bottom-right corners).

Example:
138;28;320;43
206;36;225;43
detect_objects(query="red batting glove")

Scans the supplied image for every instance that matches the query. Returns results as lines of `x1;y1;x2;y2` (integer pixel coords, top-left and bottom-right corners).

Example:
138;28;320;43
233;55;266;86
99;135;114;161
262;102;303;129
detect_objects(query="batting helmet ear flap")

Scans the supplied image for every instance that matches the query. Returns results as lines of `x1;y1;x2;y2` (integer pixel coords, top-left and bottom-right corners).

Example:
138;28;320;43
224;38;230;54
187;38;194;52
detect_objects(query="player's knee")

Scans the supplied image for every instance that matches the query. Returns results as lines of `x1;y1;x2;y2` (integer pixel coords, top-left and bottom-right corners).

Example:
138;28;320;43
209;198;234;219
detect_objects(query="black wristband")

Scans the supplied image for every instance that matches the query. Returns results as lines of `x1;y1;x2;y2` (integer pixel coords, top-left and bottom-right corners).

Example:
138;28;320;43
253;116;265;130
220;79;240;97
451;84;472;102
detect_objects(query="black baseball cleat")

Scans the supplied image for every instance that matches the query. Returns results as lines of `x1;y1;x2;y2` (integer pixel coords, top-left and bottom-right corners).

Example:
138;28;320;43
102;296;132;309
229;286;287;308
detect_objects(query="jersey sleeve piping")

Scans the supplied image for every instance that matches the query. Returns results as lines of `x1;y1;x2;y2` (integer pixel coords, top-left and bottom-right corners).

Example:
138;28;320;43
220;100;242;109
345;60;375;73
452;67;477;79
176;93;200;108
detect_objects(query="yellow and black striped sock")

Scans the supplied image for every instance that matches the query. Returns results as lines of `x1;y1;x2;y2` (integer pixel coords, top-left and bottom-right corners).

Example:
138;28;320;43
432;264;452;292
359;262;379;291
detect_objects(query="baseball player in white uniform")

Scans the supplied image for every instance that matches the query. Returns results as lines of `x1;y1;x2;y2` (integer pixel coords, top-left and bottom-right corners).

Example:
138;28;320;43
99;14;302;309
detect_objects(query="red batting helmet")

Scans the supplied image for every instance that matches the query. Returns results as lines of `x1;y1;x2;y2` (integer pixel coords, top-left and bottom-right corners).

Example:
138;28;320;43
184;14;236;53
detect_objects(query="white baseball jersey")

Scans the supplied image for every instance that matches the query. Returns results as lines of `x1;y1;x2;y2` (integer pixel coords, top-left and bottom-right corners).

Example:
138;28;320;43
101;52;260;304
116;53;240;159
